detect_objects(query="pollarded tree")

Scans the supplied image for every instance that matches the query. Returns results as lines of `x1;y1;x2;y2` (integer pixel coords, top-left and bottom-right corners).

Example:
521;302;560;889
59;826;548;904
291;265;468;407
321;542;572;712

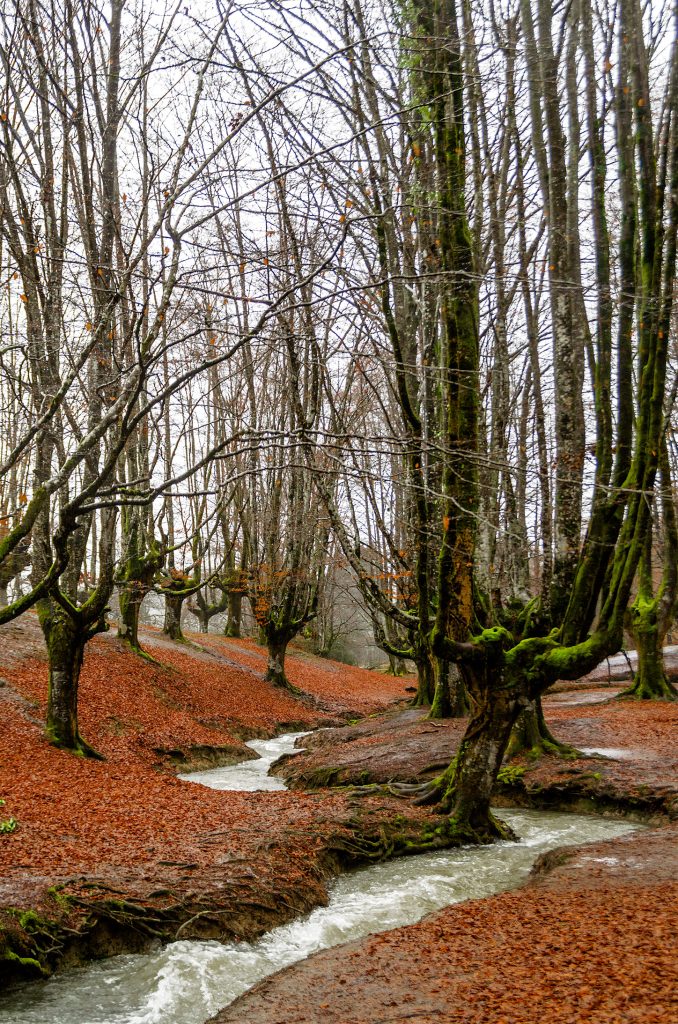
286;0;676;837
397;0;678;839
0;0;335;751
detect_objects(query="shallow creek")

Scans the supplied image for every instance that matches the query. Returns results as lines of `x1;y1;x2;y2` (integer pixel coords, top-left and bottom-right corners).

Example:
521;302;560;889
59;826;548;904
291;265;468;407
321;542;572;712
177;731;312;791
2;733;639;1024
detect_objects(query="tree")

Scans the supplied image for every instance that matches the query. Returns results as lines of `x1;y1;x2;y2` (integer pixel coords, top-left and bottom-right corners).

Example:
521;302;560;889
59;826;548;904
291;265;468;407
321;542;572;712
279;0;676;836
401;0;678;838
623;436;678;700
0;0;331;748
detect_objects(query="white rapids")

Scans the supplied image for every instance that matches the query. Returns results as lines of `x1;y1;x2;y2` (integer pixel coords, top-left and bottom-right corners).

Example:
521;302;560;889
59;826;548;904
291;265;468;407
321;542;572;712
177;731;310;791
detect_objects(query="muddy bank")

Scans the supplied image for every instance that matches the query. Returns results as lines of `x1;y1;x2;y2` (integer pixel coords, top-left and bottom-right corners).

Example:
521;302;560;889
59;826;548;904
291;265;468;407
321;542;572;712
208;823;678;1024
273;698;678;822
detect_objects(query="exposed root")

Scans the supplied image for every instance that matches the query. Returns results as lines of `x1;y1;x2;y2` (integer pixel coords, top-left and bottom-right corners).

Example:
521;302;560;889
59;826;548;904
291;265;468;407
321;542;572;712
119;639;162;666
346;783;387;798
47;732;105;761
387;780;444;806
414;782;448;807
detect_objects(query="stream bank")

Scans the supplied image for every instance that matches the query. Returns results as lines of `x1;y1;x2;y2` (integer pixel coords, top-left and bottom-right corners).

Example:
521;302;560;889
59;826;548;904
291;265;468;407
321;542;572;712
1;809;641;1023
272;694;678;823
207;823;678;1024
0;621;415;987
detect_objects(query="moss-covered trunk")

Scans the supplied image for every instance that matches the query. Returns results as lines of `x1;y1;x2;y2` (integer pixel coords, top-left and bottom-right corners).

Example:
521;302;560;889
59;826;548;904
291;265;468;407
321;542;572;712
39;604;100;758
163;593;185;641
625;616;677;700
118;586;143;650
426;679;520;841
412;646;434;707
116;535;162;654
506;696;577;758
429;661;468;719
429;658;452;719
225;591;242;637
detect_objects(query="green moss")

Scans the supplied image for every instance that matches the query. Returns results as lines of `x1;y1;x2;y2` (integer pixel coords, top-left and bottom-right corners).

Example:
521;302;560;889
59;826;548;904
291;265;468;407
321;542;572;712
0;904;68;979
496;764;526;785
46;886;73;911
2;950;46;973
18;910;42;930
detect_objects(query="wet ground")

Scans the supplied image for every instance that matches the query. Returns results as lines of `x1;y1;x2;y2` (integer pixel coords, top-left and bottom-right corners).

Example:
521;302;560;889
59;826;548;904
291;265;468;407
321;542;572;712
273;694;678;821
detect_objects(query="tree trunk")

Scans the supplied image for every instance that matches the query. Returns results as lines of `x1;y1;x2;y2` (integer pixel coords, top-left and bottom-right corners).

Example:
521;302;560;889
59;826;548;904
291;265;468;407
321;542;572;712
421;680;522;842
429;658;452;719
225;590;242;637
0;585;7;609
430;661;468;719
116;536;162;655
118;585;143;650
197;611;209;634
623;620;677;700
39;605;101;758
450;662;469;717
265;637;290;688
163;593;185;641
413;646;434;707
387;653;408;676
505;696;578;758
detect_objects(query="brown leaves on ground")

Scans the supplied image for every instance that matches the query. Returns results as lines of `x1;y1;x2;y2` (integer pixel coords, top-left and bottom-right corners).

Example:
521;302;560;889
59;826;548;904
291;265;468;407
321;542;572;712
0;618;410;883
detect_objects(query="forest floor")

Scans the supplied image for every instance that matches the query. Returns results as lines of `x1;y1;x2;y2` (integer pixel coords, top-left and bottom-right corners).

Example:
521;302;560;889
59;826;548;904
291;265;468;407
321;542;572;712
1;613;677;1022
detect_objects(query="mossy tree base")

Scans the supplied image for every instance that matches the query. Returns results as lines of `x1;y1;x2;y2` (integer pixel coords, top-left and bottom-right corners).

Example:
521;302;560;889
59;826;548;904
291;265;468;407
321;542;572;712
393;670;523;843
265;638;292;689
619;625;677;701
263;628;306;695
620;674;677;701
505;698;580;760
163;593;186;642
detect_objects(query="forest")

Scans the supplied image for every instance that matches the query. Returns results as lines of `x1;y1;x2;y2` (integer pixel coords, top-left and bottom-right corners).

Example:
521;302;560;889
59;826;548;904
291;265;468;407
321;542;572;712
0;0;676;1021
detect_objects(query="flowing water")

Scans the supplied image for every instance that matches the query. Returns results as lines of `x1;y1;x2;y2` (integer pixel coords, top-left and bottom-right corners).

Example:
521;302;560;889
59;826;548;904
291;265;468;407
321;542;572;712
177;731;311;791
1;734;639;1024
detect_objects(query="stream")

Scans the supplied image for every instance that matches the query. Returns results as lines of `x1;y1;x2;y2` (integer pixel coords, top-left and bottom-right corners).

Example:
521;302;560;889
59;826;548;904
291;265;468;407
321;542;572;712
1;733;639;1024
176;731;311;791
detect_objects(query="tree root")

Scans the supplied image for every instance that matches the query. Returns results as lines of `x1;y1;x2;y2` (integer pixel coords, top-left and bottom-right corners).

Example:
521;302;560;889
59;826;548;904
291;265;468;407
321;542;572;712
47;732;105;761
388;780;443;806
